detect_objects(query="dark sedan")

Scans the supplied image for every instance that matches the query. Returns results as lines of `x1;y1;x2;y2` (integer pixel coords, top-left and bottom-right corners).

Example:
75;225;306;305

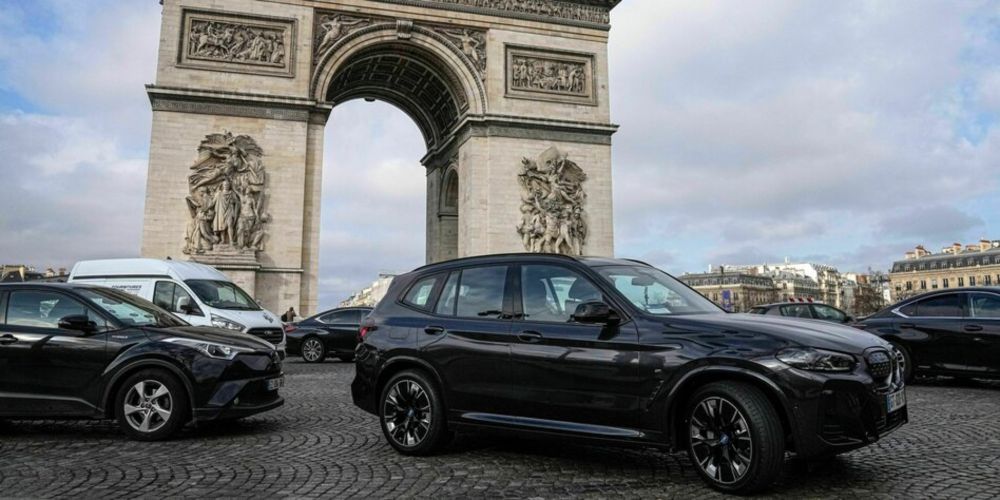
856;288;1000;381
285;306;372;363
749;301;854;324
0;283;284;440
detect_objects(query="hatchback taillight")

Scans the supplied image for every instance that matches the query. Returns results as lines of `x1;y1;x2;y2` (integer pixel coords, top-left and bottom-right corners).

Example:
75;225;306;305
358;326;371;341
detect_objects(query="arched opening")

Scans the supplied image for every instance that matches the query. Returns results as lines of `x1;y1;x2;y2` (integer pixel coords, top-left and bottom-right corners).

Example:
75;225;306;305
316;34;474;304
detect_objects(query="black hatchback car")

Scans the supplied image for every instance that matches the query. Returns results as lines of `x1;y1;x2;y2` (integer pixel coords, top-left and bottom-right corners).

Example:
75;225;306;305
855;288;1000;381
351;254;907;493
750;301;854;324
0;283;284;440
286;306;372;363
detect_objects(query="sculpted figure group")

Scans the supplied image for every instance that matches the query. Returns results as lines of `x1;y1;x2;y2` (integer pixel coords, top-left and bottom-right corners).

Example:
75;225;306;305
184;132;270;255
188;20;286;65
517;147;588;256
512;56;586;95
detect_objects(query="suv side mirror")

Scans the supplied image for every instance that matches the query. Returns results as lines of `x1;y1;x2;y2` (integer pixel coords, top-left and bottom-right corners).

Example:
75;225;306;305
572;301;620;325
58;314;96;334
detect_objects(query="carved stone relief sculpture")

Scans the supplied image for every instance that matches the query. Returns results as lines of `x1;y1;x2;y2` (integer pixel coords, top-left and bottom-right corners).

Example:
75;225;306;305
184;132;270;257
506;46;595;104
371;0;612;25
517;147;588;256
314;13;372;63
439;28;487;78
179;10;296;76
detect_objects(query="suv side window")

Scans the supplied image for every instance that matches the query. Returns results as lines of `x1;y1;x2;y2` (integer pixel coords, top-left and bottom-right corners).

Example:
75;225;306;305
969;293;1000;318
6;290;106;331
436;272;460;316
454;266;508;319
520;265;603;323
403;274;442;310
780;304;813;318
153;281;199;315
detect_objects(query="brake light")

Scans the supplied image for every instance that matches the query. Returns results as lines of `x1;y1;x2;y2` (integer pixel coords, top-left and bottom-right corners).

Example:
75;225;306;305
359;326;371;340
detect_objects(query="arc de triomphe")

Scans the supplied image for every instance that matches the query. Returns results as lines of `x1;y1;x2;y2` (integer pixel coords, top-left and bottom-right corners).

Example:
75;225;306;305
141;0;620;314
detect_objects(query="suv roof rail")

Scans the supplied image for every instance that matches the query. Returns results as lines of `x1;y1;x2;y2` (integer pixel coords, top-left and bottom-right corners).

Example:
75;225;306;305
408;252;582;274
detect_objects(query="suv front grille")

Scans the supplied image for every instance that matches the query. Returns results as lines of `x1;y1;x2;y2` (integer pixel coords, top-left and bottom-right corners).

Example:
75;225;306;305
865;348;904;392
247;327;284;345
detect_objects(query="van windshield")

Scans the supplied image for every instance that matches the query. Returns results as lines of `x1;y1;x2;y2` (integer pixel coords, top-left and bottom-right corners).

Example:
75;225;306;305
185;280;260;311
77;287;188;328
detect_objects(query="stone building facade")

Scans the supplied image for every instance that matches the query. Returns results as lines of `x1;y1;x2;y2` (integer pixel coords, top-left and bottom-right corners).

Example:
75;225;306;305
680;272;779;313
339;273;397;308
889;240;1000;301
141;0;621;315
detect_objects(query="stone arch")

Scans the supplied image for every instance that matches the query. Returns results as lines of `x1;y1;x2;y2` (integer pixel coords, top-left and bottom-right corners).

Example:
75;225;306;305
311;23;487;151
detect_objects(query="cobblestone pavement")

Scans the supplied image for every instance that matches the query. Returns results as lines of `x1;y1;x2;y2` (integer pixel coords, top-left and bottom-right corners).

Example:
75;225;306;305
2;361;999;499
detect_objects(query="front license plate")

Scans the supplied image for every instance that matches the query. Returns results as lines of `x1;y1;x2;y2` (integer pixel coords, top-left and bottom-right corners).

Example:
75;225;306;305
886;389;906;413
266;376;284;391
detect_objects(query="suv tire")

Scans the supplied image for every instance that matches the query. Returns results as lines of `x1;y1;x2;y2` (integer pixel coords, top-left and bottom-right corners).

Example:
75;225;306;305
685;381;785;494
115;369;190;441
379;369;448;456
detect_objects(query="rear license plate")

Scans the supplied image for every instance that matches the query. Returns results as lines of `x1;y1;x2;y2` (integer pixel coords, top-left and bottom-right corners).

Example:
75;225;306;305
266;376;284;391
886;389;906;413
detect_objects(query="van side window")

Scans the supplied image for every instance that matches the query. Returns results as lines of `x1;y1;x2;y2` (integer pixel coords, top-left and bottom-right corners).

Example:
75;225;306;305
153;282;200;316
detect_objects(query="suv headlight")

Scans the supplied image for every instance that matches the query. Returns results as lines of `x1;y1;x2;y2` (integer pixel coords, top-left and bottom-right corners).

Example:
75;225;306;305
165;337;254;360
211;314;245;332
776;347;857;372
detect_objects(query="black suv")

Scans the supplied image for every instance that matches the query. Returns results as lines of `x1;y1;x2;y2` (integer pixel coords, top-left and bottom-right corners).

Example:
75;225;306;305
0;283;284;440
351;254;907;493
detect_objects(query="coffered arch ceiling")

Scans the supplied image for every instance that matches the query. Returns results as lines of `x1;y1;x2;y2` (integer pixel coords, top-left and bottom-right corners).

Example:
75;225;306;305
324;43;469;151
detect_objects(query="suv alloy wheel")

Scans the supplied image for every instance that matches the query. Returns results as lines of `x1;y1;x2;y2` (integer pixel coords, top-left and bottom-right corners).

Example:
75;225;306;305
686;382;785;494
115;369;190;441
379;370;449;455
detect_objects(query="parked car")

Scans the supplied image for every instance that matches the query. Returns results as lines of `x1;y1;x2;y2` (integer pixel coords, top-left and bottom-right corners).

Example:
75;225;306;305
749;301;854;324
855;288;1000;382
69;258;286;356
0;282;285;440
351;254;907;494
286;306;373;363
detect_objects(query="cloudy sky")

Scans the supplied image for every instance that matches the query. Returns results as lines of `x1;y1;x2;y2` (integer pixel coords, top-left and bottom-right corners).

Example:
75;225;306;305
1;0;998;307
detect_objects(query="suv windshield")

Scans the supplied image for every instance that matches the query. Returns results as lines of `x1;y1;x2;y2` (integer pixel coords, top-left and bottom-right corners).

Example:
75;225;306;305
596;265;722;316
185;280;260;311
77;287;188;328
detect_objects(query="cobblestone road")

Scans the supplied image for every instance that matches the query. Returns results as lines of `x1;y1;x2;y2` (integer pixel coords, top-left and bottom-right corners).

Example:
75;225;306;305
2;360;999;499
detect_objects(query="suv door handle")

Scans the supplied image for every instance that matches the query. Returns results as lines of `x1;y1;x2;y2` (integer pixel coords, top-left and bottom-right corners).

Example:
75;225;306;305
518;331;543;343
0;334;17;345
964;324;984;332
424;326;445;335
899;323;916;329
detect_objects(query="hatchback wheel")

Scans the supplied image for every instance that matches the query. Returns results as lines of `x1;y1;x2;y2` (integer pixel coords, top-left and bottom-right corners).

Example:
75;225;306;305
301;337;326;363
116;369;189;441
686;381;784;494
379;370;448;455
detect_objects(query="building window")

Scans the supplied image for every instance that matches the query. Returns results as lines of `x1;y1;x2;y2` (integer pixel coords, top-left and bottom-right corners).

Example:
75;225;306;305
906;281;913;291
986;276;993;286
958;277;965;287
970;276;977;286
920;280;927;290
943;278;949;288
931;278;938;289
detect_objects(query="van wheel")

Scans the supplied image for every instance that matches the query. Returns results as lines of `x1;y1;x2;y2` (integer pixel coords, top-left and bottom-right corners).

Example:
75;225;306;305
116;369;189;441
379;370;448;456
301;337;326;363
685;381;785;494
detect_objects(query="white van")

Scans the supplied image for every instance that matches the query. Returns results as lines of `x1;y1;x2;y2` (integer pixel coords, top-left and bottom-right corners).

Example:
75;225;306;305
69;258;285;354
